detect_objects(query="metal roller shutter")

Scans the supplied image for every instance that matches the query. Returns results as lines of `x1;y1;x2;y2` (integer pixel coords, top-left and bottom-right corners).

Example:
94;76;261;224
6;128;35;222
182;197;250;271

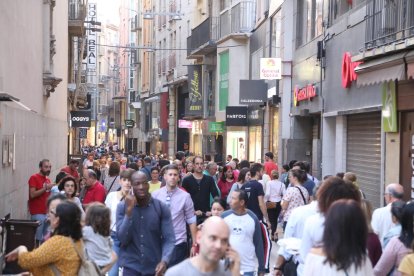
346;112;382;208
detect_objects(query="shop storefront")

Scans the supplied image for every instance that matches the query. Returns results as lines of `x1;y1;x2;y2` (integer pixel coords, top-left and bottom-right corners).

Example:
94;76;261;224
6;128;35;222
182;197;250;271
226;106;248;161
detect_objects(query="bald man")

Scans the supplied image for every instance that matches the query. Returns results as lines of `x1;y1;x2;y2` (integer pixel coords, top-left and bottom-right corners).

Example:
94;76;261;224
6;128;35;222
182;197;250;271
166;217;240;276
371;183;404;246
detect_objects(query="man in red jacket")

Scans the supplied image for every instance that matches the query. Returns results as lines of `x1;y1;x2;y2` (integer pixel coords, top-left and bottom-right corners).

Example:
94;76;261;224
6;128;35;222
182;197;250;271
28;159;54;245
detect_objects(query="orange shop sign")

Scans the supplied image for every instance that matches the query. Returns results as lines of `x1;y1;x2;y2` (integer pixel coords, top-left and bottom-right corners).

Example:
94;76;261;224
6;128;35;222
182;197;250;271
293;84;317;107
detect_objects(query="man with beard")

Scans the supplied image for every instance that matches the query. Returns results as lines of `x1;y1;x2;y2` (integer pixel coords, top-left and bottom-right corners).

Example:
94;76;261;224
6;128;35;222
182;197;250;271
28;159;54;245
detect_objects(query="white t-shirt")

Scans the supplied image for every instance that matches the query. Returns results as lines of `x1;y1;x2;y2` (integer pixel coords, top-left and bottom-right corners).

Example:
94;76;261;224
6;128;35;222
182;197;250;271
222;210;264;273
105;191;122;232
264;180;286;202
304;253;373;276
372;204;394;246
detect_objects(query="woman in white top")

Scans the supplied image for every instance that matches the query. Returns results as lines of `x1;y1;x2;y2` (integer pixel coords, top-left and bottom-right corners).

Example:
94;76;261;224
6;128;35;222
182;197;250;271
304;199;373;276
265;170;285;241
104;168;132;276
226;168;251;205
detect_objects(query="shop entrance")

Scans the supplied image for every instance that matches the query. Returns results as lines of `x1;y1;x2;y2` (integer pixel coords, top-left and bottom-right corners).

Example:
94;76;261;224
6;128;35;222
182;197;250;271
400;112;414;201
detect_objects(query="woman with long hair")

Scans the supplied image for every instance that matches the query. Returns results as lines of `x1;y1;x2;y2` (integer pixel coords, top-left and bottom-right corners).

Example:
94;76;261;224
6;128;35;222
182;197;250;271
217;165;236;201
6;201;83;275
226;168;251;205
304;199;373;275
265;170;285;241
281;169;309;230
374;202;414;275
104;161;121;193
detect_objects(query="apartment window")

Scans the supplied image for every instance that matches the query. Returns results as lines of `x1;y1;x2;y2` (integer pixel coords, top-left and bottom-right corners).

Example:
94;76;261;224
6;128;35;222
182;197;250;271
297;0;323;47
330;0;352;22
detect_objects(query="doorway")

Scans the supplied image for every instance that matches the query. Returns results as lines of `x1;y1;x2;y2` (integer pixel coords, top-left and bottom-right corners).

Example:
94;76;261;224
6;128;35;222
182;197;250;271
400;112;414;201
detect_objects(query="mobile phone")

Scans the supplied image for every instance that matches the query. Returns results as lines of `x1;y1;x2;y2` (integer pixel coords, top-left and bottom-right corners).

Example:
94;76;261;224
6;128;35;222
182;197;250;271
224;257;232;271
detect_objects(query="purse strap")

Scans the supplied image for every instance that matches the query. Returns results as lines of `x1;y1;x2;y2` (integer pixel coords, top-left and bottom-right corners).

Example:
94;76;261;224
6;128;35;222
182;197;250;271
295;186;307;204
70;238;86;263
107;175;118;193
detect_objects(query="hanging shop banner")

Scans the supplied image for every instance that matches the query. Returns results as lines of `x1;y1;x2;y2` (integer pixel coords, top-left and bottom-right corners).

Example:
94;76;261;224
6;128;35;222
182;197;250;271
208;122;225;132
178;120;193;129
382;81;397;132
219;52;229;111
188;65;203;115
226;106;248;126
87;2;97;72
239;80;268;105
260;58;282;80
71;111;91;127
293;84;317;107
341;52;362;88
248;106;264;126
125;119;135;128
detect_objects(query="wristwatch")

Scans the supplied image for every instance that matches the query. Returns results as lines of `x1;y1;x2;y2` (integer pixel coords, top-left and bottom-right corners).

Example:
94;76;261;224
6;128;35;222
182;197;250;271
273;266;281;271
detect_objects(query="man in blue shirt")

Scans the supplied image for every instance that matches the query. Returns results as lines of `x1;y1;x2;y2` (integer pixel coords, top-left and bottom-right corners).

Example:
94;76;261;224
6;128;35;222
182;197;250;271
117;171;175;276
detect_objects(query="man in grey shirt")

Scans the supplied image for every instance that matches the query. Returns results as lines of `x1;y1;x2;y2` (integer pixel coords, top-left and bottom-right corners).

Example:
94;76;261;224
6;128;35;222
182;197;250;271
165;216;240;276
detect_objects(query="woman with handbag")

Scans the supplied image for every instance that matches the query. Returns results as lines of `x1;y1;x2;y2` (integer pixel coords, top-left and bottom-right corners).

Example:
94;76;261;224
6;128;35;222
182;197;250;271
281;169;309;231
265;170;285;241
5;201;83;275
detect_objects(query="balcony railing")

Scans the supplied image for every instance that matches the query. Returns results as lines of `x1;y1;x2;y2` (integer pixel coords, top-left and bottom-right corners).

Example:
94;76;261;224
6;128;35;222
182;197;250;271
68;0;86;21
187;17;219;56
365;0;414;49
219;1;256;38
131;14;142;31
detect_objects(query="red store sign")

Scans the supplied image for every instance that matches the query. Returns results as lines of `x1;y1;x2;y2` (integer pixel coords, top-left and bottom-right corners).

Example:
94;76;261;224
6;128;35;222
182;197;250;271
341;52;362;88
293;84;317;107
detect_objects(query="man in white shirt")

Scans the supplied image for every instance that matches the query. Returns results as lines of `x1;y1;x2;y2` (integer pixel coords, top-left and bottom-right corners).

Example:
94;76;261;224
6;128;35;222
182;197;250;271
371;183;404;246
222;189;266;276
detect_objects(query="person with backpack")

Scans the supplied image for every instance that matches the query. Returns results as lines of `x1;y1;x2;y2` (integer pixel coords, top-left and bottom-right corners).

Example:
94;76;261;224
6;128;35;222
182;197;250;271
140;156;153;180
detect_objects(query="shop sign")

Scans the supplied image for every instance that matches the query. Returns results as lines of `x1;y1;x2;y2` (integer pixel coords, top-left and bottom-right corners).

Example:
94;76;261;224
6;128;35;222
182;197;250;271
382;81;397;132
208;122;225;132
260;58;282;80
248;106;264;126
341;52;362;88
239;80;267;105
178;120;193;129
125;119;135;128
293;85;317;107
188;65;203;115
70;111;91;127
87;2;97;72
226;106;248;126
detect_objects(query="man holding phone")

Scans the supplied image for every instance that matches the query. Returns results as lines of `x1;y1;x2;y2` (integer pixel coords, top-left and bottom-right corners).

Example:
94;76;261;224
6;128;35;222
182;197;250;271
116;171;175;276
166;216;240;276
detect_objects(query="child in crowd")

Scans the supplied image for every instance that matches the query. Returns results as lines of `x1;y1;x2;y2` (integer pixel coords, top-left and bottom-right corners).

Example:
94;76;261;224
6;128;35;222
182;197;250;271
83;203;117;274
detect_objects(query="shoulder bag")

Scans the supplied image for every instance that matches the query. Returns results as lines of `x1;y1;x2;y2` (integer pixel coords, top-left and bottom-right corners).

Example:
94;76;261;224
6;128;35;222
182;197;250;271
295;186;307;204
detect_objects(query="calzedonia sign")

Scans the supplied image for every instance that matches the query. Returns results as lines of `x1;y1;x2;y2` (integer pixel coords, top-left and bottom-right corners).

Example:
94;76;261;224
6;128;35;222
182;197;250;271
70;111;91;127
293;85;317;107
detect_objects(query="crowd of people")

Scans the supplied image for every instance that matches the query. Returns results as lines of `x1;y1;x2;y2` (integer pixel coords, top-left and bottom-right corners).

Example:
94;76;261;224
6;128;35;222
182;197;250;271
4;146;414;276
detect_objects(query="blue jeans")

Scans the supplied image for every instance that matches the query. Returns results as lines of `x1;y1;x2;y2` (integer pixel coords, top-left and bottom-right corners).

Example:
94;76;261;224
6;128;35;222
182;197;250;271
108;231;121;276
168;242;189;267
242;272;255;276
31;214;47;242
122;267;154;276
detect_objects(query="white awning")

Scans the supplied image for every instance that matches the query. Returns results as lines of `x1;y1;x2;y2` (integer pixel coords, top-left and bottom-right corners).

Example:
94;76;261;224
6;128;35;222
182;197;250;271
144;96;160;103
130;102;141;109
355;52;406;87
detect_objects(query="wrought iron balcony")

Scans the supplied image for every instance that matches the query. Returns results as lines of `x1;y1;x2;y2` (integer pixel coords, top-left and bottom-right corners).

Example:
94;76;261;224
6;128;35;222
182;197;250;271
219;1;256;39
68;0;86;36
187;16;219;57
365;0;414;49
131;15;142;32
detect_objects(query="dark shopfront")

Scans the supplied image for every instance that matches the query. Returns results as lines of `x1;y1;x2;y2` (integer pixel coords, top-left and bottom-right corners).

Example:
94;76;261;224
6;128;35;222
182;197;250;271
398;80;414;201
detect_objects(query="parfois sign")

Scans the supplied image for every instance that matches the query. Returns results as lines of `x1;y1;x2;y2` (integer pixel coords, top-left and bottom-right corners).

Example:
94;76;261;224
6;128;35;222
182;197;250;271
293;85;317;107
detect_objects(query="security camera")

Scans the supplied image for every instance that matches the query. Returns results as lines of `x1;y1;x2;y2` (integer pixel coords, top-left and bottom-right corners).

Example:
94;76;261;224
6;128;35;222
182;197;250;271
169;112;173;117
